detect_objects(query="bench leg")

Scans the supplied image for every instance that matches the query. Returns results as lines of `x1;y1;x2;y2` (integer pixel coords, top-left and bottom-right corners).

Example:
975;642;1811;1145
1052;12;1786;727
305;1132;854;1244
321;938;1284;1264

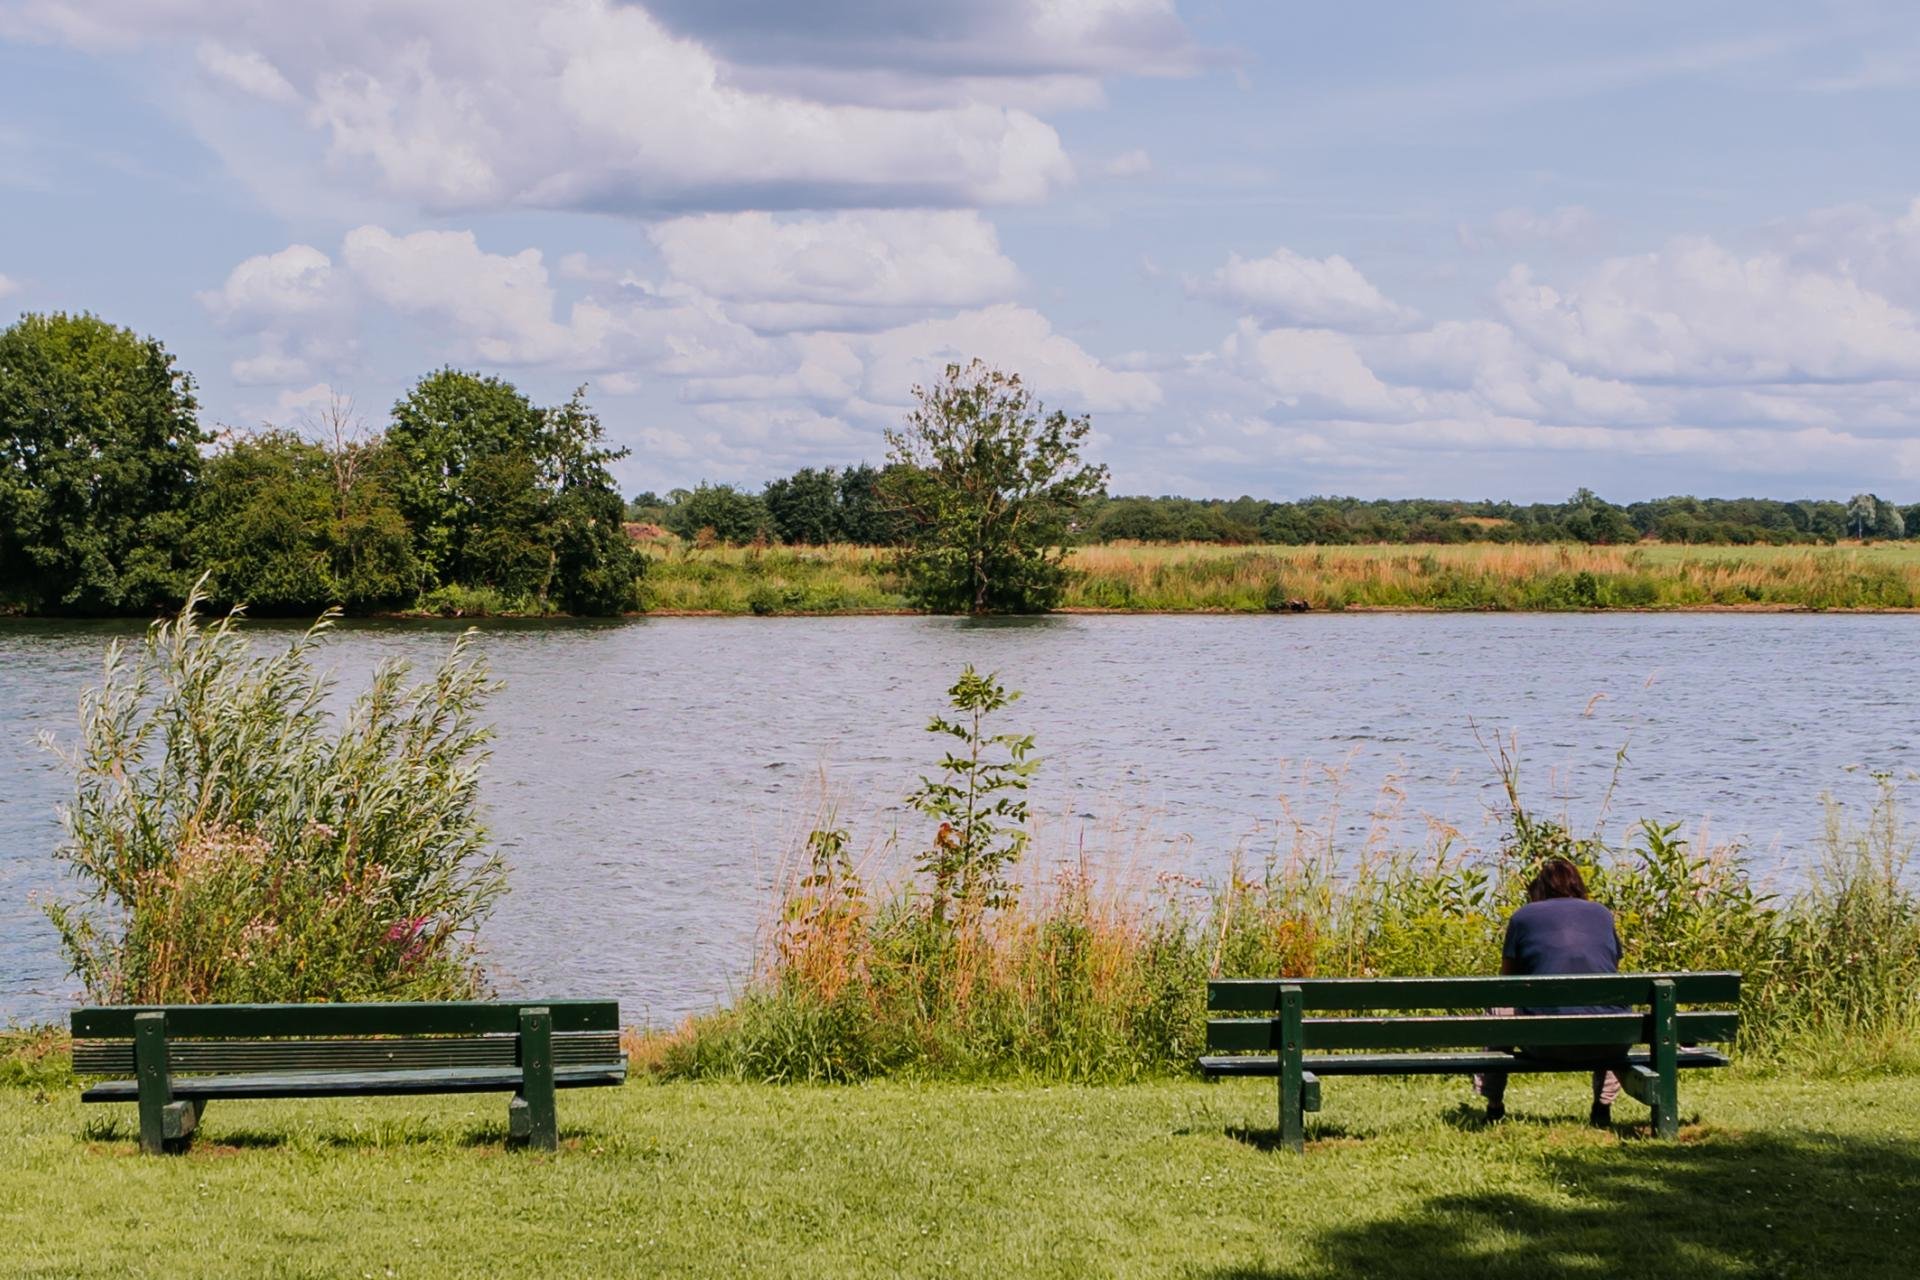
134;1011;179;1156
1278;985;1305;1153
162;1100;201;1150
1649;979;1680;1139
516;1007;557;1152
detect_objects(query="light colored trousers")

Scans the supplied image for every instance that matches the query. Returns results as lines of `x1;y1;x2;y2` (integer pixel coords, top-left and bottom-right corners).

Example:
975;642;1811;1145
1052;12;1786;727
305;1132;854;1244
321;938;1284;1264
1472;1007;1623;1106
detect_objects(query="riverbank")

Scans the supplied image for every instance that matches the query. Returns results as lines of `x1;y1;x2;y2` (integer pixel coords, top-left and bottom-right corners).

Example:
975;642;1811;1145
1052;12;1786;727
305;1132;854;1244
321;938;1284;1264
10;543;1920;620
2;1073;1912;1277
634;541;1920;616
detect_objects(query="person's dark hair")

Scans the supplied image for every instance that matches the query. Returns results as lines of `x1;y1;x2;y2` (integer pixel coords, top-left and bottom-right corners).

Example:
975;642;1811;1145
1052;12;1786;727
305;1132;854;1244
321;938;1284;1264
1526;857;1589;902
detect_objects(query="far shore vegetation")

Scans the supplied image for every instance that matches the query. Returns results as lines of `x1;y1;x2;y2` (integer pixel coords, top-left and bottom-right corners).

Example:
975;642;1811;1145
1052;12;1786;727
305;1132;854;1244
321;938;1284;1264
9;311;1920;619
636;539;1920;615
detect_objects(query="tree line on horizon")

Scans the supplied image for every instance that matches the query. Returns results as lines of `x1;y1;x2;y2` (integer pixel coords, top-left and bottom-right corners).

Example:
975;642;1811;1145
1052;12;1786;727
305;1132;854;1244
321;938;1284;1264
5;310;1918;619
640;478;1915;551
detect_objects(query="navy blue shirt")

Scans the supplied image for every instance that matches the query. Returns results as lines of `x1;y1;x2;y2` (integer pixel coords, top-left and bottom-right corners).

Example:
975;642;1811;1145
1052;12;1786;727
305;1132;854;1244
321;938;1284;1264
1502;897;1623;1014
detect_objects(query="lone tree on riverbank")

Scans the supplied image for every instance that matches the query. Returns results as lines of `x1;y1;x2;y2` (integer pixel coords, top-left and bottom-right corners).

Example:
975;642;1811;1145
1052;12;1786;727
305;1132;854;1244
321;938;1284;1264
882;360;1108;614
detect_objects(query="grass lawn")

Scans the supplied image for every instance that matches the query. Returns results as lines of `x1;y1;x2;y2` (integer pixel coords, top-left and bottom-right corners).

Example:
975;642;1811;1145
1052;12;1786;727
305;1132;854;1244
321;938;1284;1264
3;1073;1915;1278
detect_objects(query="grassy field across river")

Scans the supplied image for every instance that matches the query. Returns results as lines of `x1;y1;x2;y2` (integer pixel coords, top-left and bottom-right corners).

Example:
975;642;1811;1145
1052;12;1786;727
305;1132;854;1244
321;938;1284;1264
634;540;1920;615
1;1072;1914;1278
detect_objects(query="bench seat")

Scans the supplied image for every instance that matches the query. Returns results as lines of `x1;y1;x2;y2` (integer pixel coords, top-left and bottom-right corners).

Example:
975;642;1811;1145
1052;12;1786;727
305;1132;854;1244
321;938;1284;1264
82;1062;626;1103
1199;1046;1730;1077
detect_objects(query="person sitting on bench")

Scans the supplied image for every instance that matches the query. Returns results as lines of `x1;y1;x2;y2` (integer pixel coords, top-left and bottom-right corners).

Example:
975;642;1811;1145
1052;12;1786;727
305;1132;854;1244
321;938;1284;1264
1474;857;1626;1127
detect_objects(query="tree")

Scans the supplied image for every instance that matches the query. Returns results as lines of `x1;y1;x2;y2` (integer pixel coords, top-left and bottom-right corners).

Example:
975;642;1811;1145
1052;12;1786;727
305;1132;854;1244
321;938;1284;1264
189;431;419;612
386;369;548;591
882;360;1108;613
664;482;771;544
385;372;637;613
1847;493;1879;540
540;389;641;614
763;466;844;545
0;312;204;612
837;463;907;546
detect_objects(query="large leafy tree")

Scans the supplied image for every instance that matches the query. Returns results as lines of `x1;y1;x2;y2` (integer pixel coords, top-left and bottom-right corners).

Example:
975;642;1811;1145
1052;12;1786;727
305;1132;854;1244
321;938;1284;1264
882;360;1107;614
664;482;771;545
540;389;641;614
188;431;418;613
763;466;844;545
0;313;204;612
385;369;547;590
385;371;638;613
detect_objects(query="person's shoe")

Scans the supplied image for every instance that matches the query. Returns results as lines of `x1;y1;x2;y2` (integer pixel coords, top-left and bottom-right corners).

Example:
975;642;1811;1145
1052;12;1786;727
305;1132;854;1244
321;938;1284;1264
1588;1102;1611;1129
1486;1099;1506;1122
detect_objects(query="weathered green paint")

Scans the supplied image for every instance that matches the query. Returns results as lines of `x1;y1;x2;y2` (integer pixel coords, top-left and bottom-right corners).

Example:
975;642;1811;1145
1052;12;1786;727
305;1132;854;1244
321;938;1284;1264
1619;1063;1659;1108
1206;1009;1738;1052
71;1000;618;1039
1202;1047;1730;1078
518;1007;558;1152
1651;978;1680;1139
133;1012;171;1156
1202;972;1740;1146
75;1001;623;1153
71;1030;624;1077
1207;972;1741;1012
81;1063;627;1102
1278;985;1305;1154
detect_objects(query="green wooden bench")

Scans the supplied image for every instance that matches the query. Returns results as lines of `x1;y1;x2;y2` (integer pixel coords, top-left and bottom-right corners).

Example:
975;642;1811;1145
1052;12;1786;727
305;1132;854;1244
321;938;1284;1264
1201;972;1740;1151
70;1000;626;1155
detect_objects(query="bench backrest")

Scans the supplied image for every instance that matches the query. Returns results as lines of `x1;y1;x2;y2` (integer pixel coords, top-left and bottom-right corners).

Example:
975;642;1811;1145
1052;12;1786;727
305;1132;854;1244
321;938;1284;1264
1206;973;1741;1053
69;1000;622;1077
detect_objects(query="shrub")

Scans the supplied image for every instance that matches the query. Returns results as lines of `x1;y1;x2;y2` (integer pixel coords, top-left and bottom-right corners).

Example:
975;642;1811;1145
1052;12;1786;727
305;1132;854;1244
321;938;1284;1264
40;585;506;1004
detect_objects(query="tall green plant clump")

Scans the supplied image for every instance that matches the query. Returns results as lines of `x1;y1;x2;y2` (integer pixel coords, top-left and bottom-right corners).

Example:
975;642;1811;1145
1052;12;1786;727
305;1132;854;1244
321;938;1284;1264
41;588;507;1004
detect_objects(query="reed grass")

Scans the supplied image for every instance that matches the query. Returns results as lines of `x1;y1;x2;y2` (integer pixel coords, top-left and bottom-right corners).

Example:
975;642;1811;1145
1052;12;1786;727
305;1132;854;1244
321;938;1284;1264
661;773;1920;1083
631;540;1920;614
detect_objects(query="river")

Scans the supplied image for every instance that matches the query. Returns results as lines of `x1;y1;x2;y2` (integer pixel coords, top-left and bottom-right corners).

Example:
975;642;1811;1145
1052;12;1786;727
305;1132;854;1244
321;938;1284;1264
2;613;1912;1025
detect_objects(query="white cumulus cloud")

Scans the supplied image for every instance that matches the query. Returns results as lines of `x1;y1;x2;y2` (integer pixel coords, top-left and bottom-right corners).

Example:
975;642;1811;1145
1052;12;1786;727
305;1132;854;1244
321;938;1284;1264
8;0;1077;214
1190;248;1421;332
1498;238;1920;383
647;211;1023;332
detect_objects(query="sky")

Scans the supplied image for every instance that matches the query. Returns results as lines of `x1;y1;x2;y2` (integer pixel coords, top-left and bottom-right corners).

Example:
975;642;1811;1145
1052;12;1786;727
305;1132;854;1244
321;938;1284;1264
3;0;1920;502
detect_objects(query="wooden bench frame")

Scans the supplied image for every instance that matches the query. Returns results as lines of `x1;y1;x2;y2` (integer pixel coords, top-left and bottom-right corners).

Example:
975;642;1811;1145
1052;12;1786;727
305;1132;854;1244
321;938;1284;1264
70;1000;626;1154
1201;972;1740;1151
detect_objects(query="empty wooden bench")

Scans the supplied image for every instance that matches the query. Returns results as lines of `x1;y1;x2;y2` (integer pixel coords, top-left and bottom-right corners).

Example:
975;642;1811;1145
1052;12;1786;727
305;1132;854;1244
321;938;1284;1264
1201;972;1740;1151
70;1000;626;1154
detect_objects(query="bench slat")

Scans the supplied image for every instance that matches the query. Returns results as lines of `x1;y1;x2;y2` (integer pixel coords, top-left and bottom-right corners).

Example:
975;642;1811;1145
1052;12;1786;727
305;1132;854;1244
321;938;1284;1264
1206;972;1741;1012
70;1000;619;1039
1199;1047;1731;1077
71;1031;623;1077
80;1062;626;1102
1207;1009;1738;1052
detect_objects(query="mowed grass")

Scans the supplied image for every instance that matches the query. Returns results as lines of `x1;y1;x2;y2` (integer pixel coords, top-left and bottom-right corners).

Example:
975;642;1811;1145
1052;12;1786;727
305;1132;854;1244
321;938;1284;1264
633;540;1920;614
4;1074;1917;1278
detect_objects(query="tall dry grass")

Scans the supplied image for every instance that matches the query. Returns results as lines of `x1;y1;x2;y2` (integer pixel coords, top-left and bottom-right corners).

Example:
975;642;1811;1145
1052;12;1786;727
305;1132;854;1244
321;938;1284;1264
659;768;1920;1083
629;539;1920;614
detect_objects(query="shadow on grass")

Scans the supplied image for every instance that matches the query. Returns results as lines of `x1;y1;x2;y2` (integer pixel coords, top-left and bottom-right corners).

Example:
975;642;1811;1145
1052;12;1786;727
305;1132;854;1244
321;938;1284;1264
1201;1128;1920;1279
